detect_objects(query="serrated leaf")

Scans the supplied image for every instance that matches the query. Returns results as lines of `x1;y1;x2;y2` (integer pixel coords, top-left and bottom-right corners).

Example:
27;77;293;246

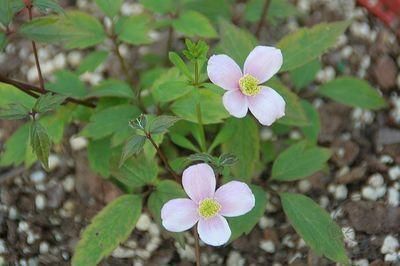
278;21;350;71
72;195;142;266
88;137;112;177
0;103;30;120
280;193;349;265
115;14;152;45
0;82;36;107
290;59;321;90
152;81;194;103
30;121;51;169
33;93;66;114
318;77;387;110
172;10;217;38
245;0;298;25
95;0;123;18
148;115;180;134
46;70;88;98
221;117;259;182
183;0;230;23
87;79;134;99
120;135;146;166
0;0;24;26
139;0;174;14
19;11;106;49
168;52;192;80
32;0;64;14
228;185;267;241
77;50;108;74
271;141;331;181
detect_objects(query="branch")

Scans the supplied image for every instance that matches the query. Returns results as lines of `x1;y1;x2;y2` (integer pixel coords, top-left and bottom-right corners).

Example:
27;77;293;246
255;0;271;38
0;75;96;108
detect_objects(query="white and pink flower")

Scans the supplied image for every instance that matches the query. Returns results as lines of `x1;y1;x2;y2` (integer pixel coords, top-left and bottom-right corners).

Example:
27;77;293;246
161;163;255;246
207;46;286;126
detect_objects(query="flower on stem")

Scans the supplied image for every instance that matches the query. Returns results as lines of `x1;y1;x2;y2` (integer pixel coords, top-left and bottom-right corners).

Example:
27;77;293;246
161;163;255;246
207;46;285;126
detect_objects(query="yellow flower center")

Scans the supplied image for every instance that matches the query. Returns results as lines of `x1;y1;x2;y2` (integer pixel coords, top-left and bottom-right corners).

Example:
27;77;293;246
198;198;221;219
239;74;261;96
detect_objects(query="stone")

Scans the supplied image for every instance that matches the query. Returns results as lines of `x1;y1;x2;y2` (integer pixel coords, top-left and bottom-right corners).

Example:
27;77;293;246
381;235;399;254
30;171;46;184
35;194;46;210
372;55;397;90
259;240;275;253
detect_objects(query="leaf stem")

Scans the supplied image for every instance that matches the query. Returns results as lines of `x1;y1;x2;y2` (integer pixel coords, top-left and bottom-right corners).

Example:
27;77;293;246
193;227;201;266
194;60;199;85
146;132;180;182
196;104;207;152
255;0;271;38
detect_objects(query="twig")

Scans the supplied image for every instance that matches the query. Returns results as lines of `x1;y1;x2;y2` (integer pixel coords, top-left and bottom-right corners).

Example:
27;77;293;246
146;132;180;182
26;3;45;92
0;75;96;108
255;0;271;38
193;227;201;266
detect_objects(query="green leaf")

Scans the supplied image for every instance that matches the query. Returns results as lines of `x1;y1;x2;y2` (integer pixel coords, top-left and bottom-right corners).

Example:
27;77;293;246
115;14;152;45
47;70;88;98
87;79;134;99
289;59;321;90
228;185;267;241
39;107;70;144
318;77;387;110
95;0;123;18
0;82;36;107
267;79;309;126
19;11;106;49
30;121;51;169
72;195;142;266
82;104;140;140
77;51;108;75
271;141;331;181
170;133;200;152
120;135;146;166
148;115;181;135
33;93;66;114
184;0;231;23
88;137;112;177
221;117;259;182
152;81;194;103
111;155;158;189
0;0;24;26
172;11;217;38
280;193;349;265
171;88;229;124
245;0;298;25
0;32;7;51
300;100;320;143
168;52;192;80
0;103;30;120
215;20;257;66
0;123;36;167
32;0;64;14
139;0;174;14
278;21;350;71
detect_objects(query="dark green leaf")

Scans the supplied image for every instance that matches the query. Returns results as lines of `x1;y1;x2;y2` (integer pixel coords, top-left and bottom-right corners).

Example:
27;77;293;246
32;0;64;14
0;82;36;107
46;70;88;98
184;0;231;23
318;77;387;110
280;193;349;264
87;79;134;99
152;81;194;103
0;32;7;51
72;195;142;266
300;100;320;143
77;51;108;74
290;59;321;90
139;0;174;14
0;103;30;120
168;52;192;80
88;137;112;177
120;135;146;166
0;0;24;26
33;93;66;114
245;0;298;25
172;11;217;38
95;0;123;18
115;14;152;45
148;115;181;134
30;121;51;169
170;133;200;152
271;141;331;181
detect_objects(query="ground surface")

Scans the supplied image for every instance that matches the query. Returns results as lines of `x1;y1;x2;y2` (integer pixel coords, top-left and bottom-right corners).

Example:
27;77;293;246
0;0;400;265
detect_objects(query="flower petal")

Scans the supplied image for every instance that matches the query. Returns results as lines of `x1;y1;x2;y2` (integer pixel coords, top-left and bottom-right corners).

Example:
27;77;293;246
197;215;231;246
248;86;285;126
161;198;199;232
243;46;283;83
222;90;248;118
182;163;216;203
207;54;242;90
214;181;255;217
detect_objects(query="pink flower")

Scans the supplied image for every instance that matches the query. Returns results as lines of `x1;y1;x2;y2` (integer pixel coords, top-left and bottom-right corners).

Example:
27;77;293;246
161;163;255;246
207;46;286;126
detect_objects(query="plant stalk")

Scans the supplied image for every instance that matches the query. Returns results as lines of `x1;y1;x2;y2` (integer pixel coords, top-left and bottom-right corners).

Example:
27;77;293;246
255;0;271;38
193;227;201;266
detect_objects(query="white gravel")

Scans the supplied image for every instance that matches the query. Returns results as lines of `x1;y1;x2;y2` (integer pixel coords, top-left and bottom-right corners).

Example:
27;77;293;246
381;235;399;254
259;240;276;253
136;213;151;231
35;194;46;210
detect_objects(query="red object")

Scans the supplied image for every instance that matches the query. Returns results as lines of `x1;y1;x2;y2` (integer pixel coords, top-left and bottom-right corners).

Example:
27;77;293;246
357;0;400;38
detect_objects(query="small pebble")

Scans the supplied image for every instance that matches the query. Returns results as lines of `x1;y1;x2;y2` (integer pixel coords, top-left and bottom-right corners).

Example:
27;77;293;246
298;180;311;193
62;176;75;193
334;184;348;200
362;186;386;201
136;213;151;231
18;221;29;232
388;187;399;206
35;194;46;210
388;166;400;181
9;207;18;220
69;136;88;151
342;226;357;247
380;155;393;164
30;171;46;184
381;235;399;254
368;173;384;187
67;51;82;67
0;239;7;253
48;154;61;171
353;259;368;266
384;252;400;262
226;251;245;266
259;240;275;253
39;242;49;254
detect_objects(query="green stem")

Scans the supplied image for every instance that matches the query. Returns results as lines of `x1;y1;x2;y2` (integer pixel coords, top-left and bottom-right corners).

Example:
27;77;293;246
194;60;199;85
196;104;207;152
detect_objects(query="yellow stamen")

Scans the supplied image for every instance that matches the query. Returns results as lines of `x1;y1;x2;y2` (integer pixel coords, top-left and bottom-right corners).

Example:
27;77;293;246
198;198;221;219
239;74;261;96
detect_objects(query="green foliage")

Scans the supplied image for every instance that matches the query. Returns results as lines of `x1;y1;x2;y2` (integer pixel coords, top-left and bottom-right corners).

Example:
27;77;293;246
0;103;30;120
172;11;217;38
280;193;349;264
183;39;209;62
148;115;181;135
139;0;174;14
88;137;112;177
221;117;259;182
300;101;320;143
95;0;123;18
30;121;51;169
168;52;192;80
318;77;387;110
183;0;231;22
271;141;331;181
19;11;106;49
152;81;194;103
228;185;267;241
33;93;66;114
290;59;321;90
120;135;146;166
115;14;153;45
0;83;36;107
0;32;7;51
77;51;108;75
278;21;350;71
87;79;134;99
72;195;142;266
47;70;88;98
32;0;64;14
244;0;298;25
0;0;24;26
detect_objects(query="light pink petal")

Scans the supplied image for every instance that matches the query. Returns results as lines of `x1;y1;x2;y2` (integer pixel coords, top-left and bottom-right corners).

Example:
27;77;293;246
243;46;283;84
197;215;231;246
214;181;255;217
161;198;199;232
222;90;248;118
248;86;285;126
182;163;216;203
207;54;242;91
